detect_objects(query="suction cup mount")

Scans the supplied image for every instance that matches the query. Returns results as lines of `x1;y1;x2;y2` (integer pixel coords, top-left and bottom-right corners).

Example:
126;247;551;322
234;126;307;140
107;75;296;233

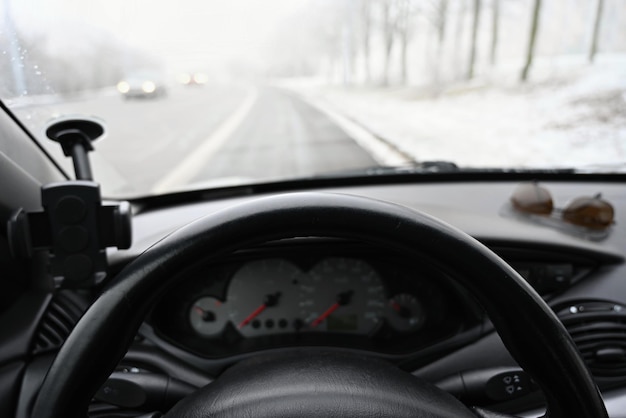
7;116;131;288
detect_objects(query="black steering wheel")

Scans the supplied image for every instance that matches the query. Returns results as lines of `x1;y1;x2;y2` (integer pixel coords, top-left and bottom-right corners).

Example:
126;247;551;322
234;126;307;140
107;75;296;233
30;192;607;417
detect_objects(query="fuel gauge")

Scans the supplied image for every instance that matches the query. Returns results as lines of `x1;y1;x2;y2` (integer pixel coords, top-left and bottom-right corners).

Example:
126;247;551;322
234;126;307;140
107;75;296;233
386;293;424;333
189;296;229;337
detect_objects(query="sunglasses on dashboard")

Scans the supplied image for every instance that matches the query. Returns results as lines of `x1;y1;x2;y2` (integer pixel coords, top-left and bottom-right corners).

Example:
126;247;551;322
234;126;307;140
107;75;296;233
510;182;614;230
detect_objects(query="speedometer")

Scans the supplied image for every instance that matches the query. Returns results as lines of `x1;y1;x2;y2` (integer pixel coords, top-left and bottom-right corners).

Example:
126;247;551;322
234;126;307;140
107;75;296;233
227;259;302;337
299;257;386;335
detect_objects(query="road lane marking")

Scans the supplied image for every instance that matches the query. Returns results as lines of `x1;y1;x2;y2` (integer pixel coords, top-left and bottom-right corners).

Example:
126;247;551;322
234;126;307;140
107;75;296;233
284;92;414;166
151;88;258;194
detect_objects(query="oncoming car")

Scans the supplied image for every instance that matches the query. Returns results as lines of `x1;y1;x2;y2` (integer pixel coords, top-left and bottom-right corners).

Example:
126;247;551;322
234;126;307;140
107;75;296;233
117;72;168;99
178;72;209;86
0;1;625;417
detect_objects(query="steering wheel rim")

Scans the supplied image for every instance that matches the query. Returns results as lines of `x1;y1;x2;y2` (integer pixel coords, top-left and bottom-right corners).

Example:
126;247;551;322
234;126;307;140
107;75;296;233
30;192;607;418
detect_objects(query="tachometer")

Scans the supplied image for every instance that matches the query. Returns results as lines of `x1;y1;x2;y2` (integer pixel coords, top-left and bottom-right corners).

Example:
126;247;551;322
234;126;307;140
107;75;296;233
300;257;386;335
227;258;302;337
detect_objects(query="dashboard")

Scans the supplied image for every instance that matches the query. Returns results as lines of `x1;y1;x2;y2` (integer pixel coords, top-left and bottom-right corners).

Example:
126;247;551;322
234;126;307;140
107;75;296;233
127;181;626;372
98;179;626;415
2;177;625;417
148;240;483;360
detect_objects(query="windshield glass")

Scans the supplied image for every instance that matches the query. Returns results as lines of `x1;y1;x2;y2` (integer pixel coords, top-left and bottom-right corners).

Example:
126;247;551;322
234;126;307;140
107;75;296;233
1;0;625;197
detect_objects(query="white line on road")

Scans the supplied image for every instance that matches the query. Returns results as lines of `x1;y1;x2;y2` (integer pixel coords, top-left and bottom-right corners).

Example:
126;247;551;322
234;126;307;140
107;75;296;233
151;88;258;194
287;92;413;166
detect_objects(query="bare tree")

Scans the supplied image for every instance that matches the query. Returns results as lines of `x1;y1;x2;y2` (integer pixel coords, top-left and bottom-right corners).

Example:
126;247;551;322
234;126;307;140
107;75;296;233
490;0;500;66
520;0;542;82
467;0;481;80
423;0;448;85
435;0;449;51
589;0;605;63
453;0;468;79
398;11;409;84
360;0;373;82
313;5;344;83
396;0;419;85
380;0;399;86
340;1;359;86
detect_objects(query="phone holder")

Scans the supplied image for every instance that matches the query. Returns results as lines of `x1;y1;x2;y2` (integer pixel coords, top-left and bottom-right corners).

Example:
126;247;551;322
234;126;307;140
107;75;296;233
7;116;132;288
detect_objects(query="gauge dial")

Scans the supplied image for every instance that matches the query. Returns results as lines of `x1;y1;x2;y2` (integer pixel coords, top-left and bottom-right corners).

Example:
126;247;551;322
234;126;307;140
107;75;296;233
227;259;302;337
300;257;386;335
189;296;229;337
386;293;424;333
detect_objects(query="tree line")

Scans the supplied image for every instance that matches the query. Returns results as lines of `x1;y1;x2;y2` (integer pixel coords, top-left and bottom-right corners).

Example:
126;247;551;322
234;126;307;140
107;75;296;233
278;0;619;87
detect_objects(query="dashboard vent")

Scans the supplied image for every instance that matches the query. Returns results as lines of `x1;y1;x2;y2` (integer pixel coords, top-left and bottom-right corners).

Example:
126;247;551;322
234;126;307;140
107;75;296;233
558;301;626;384
32;291;88;355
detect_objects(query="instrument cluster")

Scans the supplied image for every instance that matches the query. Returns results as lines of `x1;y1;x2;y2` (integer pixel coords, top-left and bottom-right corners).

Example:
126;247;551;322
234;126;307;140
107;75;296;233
190;257;422;338
149;243;482;358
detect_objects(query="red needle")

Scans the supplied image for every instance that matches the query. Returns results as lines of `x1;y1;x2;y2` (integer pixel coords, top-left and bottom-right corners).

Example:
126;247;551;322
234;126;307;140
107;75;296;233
238;304;267;329
193;306;205;315
391;301;401;312
310;290;353;328
237;292;281;329
311;302;340;328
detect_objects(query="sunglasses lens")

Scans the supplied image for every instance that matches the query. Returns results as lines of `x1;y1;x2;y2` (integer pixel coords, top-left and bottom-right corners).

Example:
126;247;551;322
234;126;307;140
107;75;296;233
511;182;553;215
563;195;614;229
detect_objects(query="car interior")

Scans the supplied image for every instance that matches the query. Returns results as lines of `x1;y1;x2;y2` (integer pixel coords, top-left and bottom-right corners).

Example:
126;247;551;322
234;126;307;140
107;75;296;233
1;1;625;417
2;111;625;416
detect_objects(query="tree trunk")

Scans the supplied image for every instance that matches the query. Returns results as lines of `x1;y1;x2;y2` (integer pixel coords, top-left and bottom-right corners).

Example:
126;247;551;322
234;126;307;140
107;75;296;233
467;0;481;80
490;0;499;66
383;34;394;86
381;1;395;86
589;0;604;63
438;0;448;49
397;0;412;85
520;0;542;82
361;0;372;83
363;34;371;83
400;30;408;84
454;0;467;79
431;0;447;86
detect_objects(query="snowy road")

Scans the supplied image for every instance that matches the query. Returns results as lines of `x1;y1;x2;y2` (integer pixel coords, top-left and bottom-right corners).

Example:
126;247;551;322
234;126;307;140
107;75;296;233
14;85;380;195
185;87;378;187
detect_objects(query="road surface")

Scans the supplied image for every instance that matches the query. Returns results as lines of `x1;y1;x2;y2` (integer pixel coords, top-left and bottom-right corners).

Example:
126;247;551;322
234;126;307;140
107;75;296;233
13;84;379;196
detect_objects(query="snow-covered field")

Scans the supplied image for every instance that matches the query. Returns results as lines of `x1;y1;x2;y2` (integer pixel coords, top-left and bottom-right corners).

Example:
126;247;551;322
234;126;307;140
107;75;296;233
282;55;626;171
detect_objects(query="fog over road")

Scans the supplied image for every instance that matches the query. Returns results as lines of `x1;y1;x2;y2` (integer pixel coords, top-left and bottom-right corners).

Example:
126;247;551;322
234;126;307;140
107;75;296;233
15;84;378;196
186;87;378;188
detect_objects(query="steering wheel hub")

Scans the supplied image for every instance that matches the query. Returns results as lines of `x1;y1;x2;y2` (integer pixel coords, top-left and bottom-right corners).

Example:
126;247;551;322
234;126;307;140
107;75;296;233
168;349;476;417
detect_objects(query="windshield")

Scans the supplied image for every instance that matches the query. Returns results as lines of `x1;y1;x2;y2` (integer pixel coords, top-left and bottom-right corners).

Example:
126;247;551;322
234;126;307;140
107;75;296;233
1;0;625;197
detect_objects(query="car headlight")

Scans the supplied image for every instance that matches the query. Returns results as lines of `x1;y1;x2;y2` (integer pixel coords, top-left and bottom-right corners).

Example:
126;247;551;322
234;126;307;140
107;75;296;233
142;81;156;93
178;73;192;84
193;72;208;84
117;81;130;93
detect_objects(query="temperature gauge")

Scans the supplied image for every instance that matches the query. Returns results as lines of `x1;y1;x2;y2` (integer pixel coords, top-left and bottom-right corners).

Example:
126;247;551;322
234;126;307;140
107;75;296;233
189;296;229;337
386;293;424;333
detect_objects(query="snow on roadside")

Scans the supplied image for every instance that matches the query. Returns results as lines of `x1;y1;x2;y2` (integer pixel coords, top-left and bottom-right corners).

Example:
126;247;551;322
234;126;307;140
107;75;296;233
281;55;626;171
